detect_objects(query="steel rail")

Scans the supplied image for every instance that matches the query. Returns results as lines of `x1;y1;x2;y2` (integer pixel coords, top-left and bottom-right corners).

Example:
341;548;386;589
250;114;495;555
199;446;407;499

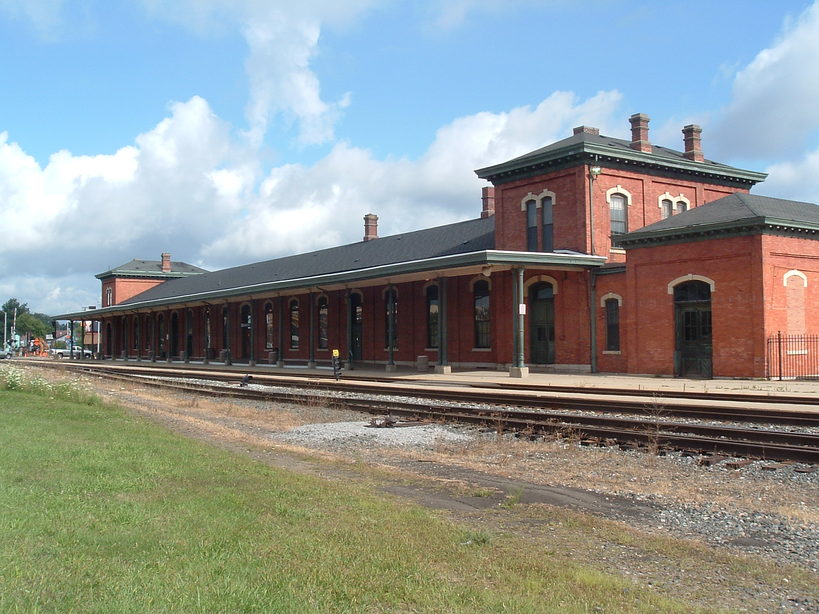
64;362;819;427
70;365;819;464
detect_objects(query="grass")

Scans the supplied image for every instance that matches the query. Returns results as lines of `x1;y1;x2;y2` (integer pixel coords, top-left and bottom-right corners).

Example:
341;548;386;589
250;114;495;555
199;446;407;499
0;372;698;613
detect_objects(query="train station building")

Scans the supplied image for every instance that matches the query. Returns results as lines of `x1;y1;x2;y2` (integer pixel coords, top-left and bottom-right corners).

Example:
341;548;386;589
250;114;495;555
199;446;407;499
54;113;819;379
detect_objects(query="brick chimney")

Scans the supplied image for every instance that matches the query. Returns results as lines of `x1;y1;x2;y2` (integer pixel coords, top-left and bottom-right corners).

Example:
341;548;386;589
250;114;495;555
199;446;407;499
682;124;704;162
481;186;495;218
629;113;652;153
363;213;378;242
161;252;171;272
573;126;600;136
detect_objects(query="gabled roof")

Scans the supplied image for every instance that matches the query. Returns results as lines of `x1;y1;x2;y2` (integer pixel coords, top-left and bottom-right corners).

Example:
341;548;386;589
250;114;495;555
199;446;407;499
475;129;767;187
96;259;208;280
51;215;604;319
619;193;819;248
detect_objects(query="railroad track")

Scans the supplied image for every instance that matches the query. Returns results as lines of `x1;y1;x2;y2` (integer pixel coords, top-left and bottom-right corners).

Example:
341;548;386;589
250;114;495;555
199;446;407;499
38;361;819;465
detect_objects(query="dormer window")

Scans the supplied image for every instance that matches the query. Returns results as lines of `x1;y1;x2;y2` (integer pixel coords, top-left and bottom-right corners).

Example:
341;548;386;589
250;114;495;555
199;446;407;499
541;195;554;252
526;200;537;251
661;199;673;219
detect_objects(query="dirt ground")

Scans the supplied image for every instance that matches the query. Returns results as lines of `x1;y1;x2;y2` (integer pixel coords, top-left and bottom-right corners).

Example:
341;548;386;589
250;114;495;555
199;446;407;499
28;366;819;613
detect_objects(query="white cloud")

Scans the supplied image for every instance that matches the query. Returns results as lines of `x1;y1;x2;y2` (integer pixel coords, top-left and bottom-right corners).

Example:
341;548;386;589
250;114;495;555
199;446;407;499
0;96;255;287
205;90;623;263
711;1;819;159
759;148;819;203
140;0;381;148
0;0;66;40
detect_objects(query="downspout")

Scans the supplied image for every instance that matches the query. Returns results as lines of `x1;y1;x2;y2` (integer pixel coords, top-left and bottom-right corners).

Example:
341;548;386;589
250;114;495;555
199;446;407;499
589;269;598;374
588;157;601;256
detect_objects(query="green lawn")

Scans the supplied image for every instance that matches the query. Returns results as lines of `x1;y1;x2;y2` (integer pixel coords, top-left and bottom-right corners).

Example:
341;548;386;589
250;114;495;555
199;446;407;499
0;382;696;613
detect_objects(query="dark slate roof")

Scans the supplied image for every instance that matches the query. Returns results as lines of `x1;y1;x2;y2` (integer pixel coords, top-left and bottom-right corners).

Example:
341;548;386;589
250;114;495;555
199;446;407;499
96;259;208;279
619;193;819;247
475;129;767;187
118;216;495;305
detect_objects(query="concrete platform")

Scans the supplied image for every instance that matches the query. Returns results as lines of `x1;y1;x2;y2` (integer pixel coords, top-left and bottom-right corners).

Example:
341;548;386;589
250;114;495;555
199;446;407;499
28;356;819;400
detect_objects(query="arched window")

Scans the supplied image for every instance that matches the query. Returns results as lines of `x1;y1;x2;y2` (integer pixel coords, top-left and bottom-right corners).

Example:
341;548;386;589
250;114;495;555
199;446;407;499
473;280;490;349
289;299;299;349
604;298;620;351
526;199;537;251
661;198;673;219
609;193;628;245
676;200;688;214
541;195;553;252
384;288;398;350
426;285;439;348
264;302;274;349
317;297;328;349
105;287;113;307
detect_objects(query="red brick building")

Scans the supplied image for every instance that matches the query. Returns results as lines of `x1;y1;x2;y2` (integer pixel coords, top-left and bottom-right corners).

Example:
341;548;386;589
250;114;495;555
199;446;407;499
55;113;819;379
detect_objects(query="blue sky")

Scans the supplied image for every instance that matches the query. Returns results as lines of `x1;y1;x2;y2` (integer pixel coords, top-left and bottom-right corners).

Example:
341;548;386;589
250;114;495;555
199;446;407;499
1;0;818;315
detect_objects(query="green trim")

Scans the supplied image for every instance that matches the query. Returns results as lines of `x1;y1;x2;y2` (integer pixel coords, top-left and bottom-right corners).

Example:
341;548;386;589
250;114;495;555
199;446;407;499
95;271;204;280
475;140;767;187
620;217;819;249
54;249;606;320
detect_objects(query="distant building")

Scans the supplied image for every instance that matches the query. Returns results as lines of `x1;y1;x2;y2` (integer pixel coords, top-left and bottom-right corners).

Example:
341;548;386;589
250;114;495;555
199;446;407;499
54;114;819;379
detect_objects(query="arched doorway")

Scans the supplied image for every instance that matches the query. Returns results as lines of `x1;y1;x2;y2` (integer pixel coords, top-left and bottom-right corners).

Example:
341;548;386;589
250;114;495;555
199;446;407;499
240;304;251;360
105;322;112;357
185;309;194;358
529;282;555;364
157;314;166;359
350;293;363;361
170;312;179;359
674;280;712;378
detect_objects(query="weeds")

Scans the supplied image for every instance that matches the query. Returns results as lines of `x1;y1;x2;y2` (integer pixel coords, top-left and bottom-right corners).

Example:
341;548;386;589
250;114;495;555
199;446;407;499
643;394;667;455
0;364;98;405
459;529;492;546
501;486;525;509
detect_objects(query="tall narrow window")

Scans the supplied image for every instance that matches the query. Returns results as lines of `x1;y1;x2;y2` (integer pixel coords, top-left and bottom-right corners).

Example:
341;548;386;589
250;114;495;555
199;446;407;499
264;303;274;349
526;199;537;251
661;198;673;219
541;196;553;252
384;288;398;349
426;285;439;348
609;193;627;245
105;287;112;307
317;297;328;349
605;298;620;351
289;299;299;349
473;280;490;349
675;200;688;214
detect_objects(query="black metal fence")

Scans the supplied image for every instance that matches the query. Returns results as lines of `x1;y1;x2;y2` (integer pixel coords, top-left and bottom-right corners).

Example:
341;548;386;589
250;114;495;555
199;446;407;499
766;332;819;380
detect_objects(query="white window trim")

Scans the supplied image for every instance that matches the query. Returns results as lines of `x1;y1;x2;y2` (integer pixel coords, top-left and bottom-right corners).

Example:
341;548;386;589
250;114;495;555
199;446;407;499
783;270;808;287
520;189;556;211
523;274;559;293
667;274;716;294
605;185;632;206
600;292;623;307
658;192;691;213
470;276;492;291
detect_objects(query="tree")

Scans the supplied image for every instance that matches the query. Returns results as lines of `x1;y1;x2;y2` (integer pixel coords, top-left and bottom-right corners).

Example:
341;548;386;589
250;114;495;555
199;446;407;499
2;298;29;344
16;313;50;340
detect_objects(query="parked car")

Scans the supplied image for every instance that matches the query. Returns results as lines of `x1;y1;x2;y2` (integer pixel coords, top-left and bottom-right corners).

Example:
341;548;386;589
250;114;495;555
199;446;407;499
50;346;93;359
0;346;11;359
